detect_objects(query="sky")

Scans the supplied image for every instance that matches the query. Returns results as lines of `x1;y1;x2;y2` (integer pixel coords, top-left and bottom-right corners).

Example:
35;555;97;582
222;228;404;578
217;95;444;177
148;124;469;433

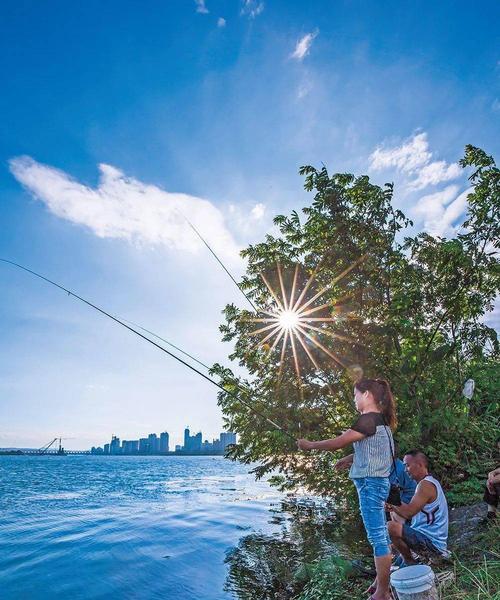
1;0;498;450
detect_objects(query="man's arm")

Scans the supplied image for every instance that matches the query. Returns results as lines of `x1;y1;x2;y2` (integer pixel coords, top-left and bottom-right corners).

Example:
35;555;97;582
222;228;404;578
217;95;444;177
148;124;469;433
386;480;436;520
298;430;365;452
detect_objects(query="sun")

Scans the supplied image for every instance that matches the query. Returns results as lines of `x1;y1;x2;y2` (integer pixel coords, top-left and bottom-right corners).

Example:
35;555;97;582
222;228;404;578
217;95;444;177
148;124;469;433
246;257;366;385
278;309;300;330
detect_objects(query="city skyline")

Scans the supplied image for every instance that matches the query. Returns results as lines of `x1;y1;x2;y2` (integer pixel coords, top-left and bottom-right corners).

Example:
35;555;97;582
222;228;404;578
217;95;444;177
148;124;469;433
92;428;236;456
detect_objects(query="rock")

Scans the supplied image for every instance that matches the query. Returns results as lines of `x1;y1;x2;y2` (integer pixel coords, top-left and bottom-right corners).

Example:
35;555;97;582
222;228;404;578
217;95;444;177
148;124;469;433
448;502;485;548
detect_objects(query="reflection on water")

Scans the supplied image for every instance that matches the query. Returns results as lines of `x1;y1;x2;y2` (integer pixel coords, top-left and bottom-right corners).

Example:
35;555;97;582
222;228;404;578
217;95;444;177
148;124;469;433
225;499;371;600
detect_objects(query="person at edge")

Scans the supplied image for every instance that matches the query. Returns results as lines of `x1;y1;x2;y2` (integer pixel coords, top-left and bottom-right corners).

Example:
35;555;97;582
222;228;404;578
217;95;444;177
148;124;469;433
385;450;449;567
298;378;396;600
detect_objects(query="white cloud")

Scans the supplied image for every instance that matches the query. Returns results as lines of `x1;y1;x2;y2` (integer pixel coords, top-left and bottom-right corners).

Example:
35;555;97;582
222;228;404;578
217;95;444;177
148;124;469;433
241;0;264;18
251;203;265;219
369;132;431;173
9;156;240;261
411;185;472;237
408;160;462;190
291;31;318;61
217;17;226;27
195;0;209;14
369;132;462;190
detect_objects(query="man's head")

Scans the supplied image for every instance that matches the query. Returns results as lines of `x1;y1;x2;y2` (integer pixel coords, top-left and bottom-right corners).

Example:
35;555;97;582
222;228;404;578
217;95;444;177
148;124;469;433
403;449;430;482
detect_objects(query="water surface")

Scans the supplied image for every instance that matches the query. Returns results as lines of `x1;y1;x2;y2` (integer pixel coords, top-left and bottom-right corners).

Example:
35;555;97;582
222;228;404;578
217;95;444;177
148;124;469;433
0;455;284;599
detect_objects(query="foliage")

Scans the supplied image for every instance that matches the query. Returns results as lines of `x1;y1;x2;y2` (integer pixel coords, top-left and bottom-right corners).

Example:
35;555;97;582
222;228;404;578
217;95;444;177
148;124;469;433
213;145;499;504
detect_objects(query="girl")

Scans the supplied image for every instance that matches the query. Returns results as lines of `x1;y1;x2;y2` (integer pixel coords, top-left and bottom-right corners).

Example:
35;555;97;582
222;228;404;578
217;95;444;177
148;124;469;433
298;378;397;600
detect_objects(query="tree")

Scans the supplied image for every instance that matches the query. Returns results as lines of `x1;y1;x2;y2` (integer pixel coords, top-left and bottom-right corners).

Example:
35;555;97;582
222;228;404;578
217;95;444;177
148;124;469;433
212;146;499;504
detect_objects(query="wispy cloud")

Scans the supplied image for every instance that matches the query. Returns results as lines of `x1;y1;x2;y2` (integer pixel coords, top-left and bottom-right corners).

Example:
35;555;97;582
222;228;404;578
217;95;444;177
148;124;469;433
411;185;472;237
195;0;209;14
369;132;462;190
291;31;318;61
250;203;265;219
217;17;226;28
9;156;240;261
241;0;264;18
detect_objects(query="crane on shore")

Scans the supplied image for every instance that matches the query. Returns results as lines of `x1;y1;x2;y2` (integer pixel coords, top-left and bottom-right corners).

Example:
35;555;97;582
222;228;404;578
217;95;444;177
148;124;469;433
38;437;73;455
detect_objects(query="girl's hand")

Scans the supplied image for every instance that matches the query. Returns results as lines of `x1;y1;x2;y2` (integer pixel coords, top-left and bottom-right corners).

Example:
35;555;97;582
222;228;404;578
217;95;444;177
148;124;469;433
297;439;314;451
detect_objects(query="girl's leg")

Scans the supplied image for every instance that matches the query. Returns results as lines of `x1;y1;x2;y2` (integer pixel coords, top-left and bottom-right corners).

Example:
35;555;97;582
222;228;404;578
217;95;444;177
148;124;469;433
355;478;392;600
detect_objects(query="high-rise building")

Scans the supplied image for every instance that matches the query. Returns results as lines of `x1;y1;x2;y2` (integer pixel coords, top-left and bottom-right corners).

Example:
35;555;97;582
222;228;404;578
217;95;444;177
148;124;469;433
123;440;139;454
139;437;149;454
110;435;121;455
148;433;159;454
192;431;202;452
184;427;190;450
103;443;110;454
159;432;169;453
220;432;237;451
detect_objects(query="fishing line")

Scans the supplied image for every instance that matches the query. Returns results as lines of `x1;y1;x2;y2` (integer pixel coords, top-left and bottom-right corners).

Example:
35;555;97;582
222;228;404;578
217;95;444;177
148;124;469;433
0;258;296;442
118;317;212;372
176;209;258;312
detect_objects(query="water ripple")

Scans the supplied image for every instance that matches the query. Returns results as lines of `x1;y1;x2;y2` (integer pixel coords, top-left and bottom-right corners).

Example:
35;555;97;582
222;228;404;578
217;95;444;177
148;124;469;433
0;455;282;599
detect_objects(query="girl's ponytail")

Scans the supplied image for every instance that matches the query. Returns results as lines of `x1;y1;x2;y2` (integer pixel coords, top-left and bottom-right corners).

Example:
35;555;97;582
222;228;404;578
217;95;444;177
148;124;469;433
355;377;397;430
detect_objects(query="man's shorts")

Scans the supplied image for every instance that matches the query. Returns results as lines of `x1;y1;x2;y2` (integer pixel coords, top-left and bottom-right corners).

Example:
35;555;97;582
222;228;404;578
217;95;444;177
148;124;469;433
401;523;443;558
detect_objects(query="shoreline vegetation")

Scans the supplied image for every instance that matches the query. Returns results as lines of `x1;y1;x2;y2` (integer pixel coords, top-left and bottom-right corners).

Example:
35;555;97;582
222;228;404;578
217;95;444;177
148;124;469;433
216;146;499;598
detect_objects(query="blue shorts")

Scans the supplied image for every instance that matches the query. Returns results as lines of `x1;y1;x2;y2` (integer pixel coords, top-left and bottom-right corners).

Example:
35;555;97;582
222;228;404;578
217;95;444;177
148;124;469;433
353;477;391;557
402;524;442;557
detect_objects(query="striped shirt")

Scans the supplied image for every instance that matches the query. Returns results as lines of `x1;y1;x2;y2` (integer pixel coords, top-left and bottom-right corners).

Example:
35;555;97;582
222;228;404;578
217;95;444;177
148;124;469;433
348;412;394;479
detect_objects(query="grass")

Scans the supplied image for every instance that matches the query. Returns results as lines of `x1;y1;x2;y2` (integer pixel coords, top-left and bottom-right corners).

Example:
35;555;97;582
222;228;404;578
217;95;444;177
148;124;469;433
441;523;500;600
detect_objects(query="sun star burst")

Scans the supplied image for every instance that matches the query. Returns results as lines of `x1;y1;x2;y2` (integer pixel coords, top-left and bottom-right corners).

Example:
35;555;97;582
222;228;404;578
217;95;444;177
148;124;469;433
247;257;366;386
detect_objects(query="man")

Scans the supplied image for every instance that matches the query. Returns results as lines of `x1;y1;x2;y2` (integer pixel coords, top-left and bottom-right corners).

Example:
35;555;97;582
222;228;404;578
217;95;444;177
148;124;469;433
484;465;500;520
385;449;449;566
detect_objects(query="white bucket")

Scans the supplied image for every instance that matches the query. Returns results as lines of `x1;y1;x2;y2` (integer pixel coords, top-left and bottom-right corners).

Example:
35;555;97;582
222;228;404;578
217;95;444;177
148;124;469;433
390;565;438;599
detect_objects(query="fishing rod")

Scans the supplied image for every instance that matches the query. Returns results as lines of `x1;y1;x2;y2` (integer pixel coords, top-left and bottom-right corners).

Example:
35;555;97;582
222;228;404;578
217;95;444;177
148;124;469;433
177;210;258;312
118;317;211;372
0;258;296;442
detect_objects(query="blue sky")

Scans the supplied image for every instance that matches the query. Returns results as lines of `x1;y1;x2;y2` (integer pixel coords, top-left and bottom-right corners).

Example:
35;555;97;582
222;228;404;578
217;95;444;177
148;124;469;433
1;0;498;449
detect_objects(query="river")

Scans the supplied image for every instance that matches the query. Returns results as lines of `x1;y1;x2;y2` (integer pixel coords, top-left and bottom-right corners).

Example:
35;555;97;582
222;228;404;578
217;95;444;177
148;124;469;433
0;454;286;599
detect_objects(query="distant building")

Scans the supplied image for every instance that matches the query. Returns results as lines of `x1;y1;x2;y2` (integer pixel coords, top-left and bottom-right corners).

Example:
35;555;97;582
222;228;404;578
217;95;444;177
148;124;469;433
220;432;237;451
183;428;202;452
139;438;149;454
110;436;121;455
103;443;110;455
90;446;104;454
122;440;139;454
159;432;169;453
148;433;159;454
175;444;182;452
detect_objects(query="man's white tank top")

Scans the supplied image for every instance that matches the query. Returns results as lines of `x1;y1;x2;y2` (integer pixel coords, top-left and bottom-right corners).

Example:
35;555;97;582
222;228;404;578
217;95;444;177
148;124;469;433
411;475;449;552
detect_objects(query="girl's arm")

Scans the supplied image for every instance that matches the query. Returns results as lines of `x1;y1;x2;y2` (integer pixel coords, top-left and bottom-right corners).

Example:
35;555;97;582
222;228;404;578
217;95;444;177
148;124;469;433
298;429;365;452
